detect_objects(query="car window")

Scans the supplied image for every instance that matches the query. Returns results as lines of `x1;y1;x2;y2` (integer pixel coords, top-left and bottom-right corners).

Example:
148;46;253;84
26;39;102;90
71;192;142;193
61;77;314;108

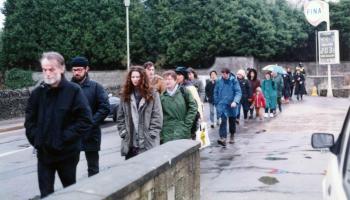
340;108;350;197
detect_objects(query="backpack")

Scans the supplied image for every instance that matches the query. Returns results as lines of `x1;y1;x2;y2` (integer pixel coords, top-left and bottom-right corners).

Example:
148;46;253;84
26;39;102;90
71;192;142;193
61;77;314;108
179;86;200;140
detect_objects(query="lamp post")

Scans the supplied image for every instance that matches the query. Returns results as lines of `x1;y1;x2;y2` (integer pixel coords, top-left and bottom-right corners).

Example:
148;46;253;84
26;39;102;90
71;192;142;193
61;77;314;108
124;0;130;71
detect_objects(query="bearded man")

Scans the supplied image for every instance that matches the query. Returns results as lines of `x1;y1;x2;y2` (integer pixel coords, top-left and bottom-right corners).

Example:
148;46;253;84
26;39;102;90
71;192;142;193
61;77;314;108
70;56;110;177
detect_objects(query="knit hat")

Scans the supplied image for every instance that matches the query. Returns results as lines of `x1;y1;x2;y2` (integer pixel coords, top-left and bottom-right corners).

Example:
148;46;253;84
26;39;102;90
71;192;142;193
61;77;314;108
175;66;189;79
70;56;89;68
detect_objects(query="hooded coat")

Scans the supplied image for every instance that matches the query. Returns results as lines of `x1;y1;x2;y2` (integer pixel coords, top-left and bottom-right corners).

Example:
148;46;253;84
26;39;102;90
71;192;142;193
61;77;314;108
262;79;277;109
214;73;242;117
160;86;198;143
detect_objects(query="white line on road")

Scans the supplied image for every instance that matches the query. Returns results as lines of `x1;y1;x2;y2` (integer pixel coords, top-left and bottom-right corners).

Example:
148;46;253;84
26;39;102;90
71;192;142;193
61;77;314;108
0;147;32;158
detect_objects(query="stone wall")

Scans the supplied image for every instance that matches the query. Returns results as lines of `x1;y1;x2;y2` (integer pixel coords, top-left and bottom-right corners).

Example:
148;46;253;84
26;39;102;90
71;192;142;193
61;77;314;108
47;140;201;200
0;89;30;119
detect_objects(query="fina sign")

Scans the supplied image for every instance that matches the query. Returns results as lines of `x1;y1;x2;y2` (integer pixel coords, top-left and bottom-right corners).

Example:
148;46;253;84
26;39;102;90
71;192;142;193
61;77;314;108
318;30;340;65
304;0;329;27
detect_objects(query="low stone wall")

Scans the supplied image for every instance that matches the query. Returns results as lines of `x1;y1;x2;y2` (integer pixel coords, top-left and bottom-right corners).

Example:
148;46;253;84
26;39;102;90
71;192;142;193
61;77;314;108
0;89;30;119
47;140;201;200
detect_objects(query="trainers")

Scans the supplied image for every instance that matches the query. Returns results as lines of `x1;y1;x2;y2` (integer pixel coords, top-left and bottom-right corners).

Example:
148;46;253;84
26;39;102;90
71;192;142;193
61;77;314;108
235;119;240;125
264;113;269;118
229;134;235;144
211;124;215;128
269;113;274;118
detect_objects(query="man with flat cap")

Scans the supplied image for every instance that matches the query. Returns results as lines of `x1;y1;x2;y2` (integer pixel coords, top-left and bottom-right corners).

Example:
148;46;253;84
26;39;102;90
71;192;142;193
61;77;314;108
70;56;110;177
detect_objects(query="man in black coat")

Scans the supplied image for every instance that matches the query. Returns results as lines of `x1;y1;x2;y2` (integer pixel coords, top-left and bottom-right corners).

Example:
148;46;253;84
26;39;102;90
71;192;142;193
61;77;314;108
70;56;110;177
24;52;93;198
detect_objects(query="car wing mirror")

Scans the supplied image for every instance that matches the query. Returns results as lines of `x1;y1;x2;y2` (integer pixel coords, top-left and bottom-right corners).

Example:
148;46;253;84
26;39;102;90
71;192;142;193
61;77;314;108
311;133;335;149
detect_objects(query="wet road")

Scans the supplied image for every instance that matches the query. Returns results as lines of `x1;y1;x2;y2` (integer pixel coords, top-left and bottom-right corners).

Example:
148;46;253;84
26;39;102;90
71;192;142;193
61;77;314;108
200;96;350;200
0;120;123;200
0;96;349;199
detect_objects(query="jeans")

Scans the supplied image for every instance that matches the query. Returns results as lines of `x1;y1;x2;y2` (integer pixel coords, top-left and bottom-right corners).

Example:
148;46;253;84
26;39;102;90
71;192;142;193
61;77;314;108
85;151;99;177
219;114;236;139
209;103;219;124
38;154;80;198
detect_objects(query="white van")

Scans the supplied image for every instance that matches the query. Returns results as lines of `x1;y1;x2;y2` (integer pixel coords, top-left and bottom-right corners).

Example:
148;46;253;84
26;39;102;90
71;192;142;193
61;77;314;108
312;107;350;200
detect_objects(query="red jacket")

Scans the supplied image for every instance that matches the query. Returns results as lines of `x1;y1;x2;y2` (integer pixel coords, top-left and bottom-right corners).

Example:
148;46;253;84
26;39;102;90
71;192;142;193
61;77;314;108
252;92;266;108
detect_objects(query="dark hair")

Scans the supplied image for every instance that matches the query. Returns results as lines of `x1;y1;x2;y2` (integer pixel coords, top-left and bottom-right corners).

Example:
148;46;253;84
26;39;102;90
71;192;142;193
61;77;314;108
143;61;154;69
187;67;198;79
209;70;217;76
221;67;230;74
121;66;153;103
247;68;258;81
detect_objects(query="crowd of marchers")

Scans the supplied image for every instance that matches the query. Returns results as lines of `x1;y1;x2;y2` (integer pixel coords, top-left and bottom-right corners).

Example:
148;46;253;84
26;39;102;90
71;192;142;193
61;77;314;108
24;51;307;198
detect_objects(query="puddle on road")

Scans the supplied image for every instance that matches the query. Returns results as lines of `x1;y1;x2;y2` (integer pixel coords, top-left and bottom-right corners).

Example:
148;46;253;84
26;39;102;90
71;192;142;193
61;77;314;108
255;129;267;134
265;157;288;161
259;176;279;185
18;143;30;148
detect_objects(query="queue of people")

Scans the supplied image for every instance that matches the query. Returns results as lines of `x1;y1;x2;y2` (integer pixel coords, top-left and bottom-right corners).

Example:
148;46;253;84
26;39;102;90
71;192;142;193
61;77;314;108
24;51;306;198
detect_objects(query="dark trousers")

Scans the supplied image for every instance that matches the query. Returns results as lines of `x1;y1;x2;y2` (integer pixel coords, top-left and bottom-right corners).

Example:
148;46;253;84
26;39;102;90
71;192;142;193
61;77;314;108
277;97;282;112
125;147;139;160
38;154;80;198
85;151;99;177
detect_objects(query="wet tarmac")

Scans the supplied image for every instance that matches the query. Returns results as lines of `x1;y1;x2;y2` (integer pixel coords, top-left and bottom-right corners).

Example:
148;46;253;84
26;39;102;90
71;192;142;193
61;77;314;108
200;96;350;200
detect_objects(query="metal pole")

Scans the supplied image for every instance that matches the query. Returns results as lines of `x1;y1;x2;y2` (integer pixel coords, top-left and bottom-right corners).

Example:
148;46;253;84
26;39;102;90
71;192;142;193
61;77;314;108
126;6;130;71
315;30;318;76
326;21;333;97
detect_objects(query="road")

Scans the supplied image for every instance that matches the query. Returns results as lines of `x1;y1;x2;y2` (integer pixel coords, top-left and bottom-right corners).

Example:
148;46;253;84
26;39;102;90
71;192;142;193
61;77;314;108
0;120;123;200
0;96;349;200
200;96;350;200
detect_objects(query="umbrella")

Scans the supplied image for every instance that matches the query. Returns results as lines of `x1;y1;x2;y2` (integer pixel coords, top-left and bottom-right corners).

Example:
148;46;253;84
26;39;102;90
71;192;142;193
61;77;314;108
262;64;286;74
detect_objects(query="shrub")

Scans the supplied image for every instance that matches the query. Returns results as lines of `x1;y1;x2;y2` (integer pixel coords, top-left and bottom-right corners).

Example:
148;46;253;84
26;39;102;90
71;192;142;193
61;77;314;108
5;68;35;89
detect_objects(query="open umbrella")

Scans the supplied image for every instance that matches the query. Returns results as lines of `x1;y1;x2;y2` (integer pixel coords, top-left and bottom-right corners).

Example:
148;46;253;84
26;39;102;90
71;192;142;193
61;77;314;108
262;64;286;74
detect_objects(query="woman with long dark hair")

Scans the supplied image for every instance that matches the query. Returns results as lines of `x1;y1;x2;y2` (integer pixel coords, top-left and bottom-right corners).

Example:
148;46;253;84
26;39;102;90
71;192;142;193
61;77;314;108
117;66;163;160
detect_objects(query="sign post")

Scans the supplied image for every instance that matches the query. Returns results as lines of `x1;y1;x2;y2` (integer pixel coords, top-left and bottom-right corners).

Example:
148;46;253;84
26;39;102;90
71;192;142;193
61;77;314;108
304;0;335;97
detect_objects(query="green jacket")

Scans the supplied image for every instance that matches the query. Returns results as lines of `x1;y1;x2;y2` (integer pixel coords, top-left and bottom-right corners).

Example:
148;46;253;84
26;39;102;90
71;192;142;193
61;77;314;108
160;86;198;143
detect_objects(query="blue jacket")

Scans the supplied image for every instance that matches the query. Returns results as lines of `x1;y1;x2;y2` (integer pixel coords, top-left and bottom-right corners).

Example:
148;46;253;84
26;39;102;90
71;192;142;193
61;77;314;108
214;73;242;117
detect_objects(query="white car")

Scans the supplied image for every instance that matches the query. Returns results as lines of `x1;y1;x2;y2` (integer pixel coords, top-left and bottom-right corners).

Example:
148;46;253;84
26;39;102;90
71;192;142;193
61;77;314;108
312;107;350;200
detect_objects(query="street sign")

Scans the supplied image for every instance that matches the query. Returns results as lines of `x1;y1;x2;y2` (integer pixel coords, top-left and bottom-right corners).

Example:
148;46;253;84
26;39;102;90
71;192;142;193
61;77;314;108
304;0;329;27
318;30;340;65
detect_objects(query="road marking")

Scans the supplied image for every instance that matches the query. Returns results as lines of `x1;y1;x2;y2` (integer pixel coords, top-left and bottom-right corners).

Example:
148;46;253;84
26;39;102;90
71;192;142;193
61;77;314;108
0;147;32;158
0;128;24;136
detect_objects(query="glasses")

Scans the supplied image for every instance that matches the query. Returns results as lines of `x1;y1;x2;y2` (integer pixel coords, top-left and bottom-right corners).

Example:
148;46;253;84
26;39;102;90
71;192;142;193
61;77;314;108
72;68;85;72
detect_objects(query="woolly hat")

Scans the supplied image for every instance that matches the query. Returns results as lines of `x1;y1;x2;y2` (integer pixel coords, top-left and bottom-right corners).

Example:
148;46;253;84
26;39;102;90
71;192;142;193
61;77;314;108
175;66;189;79
70;56;89;68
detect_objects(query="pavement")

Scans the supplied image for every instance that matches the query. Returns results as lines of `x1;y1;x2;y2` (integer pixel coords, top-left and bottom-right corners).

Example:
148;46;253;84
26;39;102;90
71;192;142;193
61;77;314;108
0;117;24;133
200;96;350;200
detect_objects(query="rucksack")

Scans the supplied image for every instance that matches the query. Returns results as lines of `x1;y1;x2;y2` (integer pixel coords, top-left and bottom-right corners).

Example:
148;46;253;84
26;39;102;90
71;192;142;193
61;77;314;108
179;86;200;140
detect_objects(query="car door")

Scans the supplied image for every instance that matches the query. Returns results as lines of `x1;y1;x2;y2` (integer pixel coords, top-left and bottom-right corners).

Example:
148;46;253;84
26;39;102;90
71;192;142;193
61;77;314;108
323;107;350;200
